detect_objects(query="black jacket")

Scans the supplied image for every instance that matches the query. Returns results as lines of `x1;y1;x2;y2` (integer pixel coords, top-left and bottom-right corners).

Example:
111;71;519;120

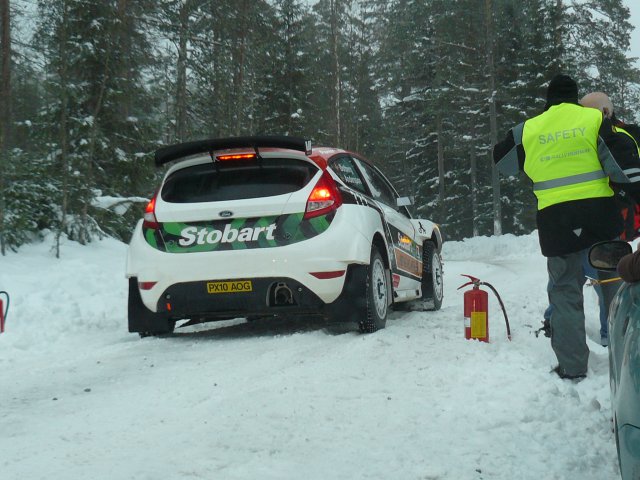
611;121;640;240
612;120;640;203
493;104;637;257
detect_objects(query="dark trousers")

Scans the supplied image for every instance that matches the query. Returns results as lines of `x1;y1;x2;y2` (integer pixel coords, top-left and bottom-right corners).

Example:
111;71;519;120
548;251;589;376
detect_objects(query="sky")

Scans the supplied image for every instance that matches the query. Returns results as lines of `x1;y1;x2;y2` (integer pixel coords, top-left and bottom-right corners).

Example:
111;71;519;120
624;0;640;65
0;230;634;479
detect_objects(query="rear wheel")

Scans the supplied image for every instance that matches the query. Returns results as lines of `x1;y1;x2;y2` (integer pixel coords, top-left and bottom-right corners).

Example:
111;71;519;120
422;241;443;311
359;247;389;333
128;278;175;337
614;416;622;474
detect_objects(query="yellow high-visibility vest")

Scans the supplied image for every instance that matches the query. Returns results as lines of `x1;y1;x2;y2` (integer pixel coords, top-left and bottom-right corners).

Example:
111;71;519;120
522;103;613;210
615;125;640;155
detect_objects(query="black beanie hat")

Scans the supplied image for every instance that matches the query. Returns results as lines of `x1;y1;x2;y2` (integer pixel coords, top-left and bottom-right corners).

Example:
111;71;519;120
545;74;579;106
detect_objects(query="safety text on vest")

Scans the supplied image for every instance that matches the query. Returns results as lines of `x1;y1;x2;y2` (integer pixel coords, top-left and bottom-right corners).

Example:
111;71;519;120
538;127;586;144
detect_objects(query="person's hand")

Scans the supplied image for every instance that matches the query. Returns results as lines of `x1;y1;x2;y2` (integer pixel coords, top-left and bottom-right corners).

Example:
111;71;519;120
618;250;640;283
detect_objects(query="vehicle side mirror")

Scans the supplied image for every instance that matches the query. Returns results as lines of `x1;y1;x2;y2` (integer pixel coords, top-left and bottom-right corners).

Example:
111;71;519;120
588;241;632;271
397;196;412;207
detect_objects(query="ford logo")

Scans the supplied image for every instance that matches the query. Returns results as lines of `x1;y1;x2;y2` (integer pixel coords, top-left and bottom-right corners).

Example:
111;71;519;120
219;211;233;218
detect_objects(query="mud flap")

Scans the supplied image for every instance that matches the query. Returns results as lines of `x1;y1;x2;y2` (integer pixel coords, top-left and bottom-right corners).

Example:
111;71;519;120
128;278;173;335
326;263;367;324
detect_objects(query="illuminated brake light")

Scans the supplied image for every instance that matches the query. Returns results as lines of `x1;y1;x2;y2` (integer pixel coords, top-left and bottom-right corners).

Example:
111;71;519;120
310;270;345;279
138;281;157;290
143;192;159;229
304;170;343;219
216;153;257;161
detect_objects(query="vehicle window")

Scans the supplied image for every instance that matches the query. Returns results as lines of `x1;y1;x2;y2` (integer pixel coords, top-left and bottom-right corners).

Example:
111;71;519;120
161;158;318;203
329;156;367;193
354;158;398;209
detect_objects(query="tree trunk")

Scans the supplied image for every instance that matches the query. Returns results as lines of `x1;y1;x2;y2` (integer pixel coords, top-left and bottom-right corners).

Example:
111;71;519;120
330;0;341;145
116;0;129;119
0;0;10;255
552;0;563;74
55;0;69;258
233;0;248;136
437;115;445;221
80;56;109;245
485;0;501;236
470;145;478;237
175;0;189;142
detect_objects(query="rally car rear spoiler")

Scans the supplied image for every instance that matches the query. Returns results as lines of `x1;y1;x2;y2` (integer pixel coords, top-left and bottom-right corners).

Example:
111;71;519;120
154;135;312;166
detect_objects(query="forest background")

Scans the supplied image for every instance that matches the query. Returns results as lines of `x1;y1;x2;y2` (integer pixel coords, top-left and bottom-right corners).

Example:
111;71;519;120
0;0;638;256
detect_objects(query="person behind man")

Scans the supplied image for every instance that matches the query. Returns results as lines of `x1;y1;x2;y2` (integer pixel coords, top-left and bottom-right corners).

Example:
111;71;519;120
581;92;640;238
578;92;640;345
580;91;640;201
493;74;636;380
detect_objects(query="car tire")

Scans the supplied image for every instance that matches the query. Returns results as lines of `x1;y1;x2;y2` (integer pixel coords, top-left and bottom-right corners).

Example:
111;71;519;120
128;278;175;337
359;247;388;333
614;416;623;474
422;241;443;311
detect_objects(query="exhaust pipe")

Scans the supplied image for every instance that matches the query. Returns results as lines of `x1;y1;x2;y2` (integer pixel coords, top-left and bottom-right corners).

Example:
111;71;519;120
272;282;294;306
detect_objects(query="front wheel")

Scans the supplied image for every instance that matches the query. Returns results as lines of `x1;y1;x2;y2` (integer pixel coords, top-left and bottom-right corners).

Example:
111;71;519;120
422;241;443;311
359;247;389;333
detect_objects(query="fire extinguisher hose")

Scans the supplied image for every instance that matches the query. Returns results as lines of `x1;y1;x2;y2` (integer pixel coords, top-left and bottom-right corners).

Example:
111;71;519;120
0;290;9;323
480;282;512;341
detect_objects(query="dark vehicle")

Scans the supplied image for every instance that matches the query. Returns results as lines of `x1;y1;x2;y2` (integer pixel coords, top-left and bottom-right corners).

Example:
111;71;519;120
589;240;640;480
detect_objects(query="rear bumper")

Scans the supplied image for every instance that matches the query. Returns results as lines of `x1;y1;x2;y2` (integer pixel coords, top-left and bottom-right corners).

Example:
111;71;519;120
158;277;326;319
128;262;368;331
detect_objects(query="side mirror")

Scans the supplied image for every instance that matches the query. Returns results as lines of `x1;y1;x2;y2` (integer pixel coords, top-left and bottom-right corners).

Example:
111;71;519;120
588;240;632;271
397;196;412;207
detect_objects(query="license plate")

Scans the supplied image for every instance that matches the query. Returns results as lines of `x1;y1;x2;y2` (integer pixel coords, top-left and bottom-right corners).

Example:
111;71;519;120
206;280;253;294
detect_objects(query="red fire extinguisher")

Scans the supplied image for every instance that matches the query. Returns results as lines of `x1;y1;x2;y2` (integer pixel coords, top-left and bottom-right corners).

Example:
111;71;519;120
458;275;511;342
0;291;9;334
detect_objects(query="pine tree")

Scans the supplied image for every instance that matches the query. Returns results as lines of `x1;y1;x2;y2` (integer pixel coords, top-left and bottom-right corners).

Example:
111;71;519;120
2;6;56;251
34;0;159;251
253;0;312;136
339;1;383;156
565;0;640;120
0;0;10;254
1;0;639;248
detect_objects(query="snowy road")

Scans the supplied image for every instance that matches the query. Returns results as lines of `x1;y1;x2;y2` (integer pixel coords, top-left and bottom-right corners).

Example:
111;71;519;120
0;233;622;479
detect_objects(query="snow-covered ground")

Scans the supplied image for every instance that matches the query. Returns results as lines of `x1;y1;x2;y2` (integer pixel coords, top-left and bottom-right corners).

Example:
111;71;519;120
0;232;623;479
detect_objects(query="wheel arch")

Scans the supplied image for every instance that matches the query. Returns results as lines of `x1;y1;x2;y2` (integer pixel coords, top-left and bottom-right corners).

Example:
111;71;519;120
372;231;390;268
411;220;443;252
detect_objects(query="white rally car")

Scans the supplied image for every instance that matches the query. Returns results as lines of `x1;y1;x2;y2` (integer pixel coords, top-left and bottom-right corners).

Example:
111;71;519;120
126;136;443;336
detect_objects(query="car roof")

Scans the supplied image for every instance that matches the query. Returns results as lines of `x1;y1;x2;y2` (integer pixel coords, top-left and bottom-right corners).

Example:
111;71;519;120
308;147;344;169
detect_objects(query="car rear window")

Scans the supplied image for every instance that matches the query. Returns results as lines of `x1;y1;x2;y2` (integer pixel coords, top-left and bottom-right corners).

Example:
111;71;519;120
161;158;318;203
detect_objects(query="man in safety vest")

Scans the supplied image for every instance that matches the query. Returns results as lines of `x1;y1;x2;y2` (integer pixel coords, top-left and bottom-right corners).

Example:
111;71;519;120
493;74;636;380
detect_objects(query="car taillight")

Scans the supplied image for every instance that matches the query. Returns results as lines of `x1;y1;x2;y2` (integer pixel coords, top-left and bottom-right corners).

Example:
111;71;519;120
216;153;257;161
310;270;345;279
138;281;157;290
304;170;343;219
143;192;159;229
